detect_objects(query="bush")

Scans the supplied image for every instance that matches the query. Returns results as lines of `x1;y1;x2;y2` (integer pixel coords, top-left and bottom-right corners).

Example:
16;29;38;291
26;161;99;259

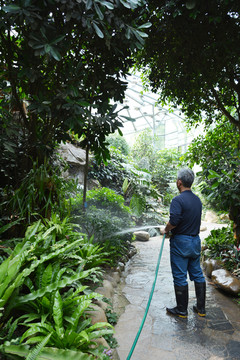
106;134;129;156
71;188;135;264
1;160;77;238
203;226;240;277
88;147;129;194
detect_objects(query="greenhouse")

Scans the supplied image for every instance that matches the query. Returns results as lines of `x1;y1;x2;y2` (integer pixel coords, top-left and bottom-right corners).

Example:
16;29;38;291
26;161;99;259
119;73;200;152
0;1;240;360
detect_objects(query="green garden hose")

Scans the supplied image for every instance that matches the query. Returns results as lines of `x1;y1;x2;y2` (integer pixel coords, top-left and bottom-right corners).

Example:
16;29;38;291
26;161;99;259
126;234;166;360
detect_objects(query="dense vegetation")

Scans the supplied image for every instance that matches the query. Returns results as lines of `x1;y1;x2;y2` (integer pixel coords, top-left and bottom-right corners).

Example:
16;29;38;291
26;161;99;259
1;0;240;357
137;0;240;246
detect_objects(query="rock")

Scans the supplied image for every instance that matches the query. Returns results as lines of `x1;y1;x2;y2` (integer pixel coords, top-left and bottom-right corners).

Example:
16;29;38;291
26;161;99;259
88;178;101;190
92;337;110;349
128;247;137;259
219;213;229;221
112;271;121;284
86;303;107;324
204;210;219;223
58;142;86;166
95;279;114;299
148;227;159;237
202;259;222;278
56;142;86;185
121;255;128;264
200;225;207;232
133;231;150;242
104;274;118;288
211;269;240;296
95;299;109;311
117;262;125;272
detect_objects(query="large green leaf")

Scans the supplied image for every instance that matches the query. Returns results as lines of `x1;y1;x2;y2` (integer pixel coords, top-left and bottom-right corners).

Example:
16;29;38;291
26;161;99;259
53;291;64;340
2;344;95;359
15;270;92;304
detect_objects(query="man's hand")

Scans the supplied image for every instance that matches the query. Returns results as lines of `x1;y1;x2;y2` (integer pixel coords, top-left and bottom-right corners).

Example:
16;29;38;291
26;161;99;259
163;221;176;234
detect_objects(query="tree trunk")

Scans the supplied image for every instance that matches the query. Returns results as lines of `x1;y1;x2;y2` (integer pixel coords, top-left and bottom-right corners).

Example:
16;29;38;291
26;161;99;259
83;143;89;212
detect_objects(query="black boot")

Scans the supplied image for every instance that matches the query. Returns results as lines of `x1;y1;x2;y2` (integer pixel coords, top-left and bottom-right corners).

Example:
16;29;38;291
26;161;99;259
166;285;188;318
193;281;206;317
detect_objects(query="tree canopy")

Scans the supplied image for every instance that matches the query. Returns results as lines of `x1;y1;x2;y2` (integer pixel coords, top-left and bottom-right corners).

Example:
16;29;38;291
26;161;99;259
0;0;150;187
137;0;240;144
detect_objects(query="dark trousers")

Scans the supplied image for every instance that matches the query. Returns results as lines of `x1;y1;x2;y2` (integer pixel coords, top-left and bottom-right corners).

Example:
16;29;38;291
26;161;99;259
170;234;205;287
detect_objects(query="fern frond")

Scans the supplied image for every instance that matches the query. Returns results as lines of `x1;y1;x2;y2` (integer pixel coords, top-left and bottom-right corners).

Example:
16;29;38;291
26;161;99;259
25;332;52;360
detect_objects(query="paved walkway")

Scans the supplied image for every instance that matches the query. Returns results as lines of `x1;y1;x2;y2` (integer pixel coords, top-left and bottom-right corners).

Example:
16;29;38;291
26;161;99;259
114;223;240;360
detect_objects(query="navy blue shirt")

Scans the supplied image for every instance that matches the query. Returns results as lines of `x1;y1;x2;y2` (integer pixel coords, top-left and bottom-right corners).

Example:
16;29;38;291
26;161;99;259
169;190;202;236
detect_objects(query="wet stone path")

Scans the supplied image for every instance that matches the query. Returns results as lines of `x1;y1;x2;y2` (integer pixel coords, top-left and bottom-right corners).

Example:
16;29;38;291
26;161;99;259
114;224;240;360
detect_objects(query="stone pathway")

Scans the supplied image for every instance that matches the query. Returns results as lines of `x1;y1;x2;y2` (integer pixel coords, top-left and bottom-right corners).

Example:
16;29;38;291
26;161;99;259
114;222;240;360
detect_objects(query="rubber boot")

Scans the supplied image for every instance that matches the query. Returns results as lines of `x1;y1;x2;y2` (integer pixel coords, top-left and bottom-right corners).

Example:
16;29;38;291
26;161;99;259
193;281;206;317
166;285;188;318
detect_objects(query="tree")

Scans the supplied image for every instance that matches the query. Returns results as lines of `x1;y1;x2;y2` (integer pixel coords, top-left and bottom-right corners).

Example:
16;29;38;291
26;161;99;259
131;128;157;170
106;132;129;155
0;0;150;188
137;0;240;146
184;119;240;245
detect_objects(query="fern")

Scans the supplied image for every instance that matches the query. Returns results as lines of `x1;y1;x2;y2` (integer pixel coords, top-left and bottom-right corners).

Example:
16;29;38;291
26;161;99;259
25;332;52;360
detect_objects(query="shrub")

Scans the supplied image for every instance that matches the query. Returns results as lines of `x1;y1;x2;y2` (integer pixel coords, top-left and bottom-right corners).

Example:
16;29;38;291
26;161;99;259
71;188;135;264
203;226;240;277
1;160;77;238
106;134;129;155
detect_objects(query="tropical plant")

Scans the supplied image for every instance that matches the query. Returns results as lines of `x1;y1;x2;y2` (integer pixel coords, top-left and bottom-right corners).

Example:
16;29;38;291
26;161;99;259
89;146;164;220
137;0;240;141
130;128;158;170
0;218;114;359
204;226;235;259
183;120;240;246
17;288;112;352
130;129;182;204
0;160;77;237
71;187;135;264
0;217;107;319
88;147;130;194
107;134;130;156
0;0;150;191
152;148;181;202
203;226;240;279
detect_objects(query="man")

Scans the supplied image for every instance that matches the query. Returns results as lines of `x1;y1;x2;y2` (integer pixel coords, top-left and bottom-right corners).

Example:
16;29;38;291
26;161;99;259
163;168;206;318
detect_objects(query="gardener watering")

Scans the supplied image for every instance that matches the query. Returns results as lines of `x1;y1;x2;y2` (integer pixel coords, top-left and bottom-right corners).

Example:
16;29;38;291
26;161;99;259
162;168;206;318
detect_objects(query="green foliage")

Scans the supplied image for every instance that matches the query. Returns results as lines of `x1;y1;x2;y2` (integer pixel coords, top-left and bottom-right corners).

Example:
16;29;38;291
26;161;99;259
18;290;112;351
71;188;135;264
0;344;100;359
152;148;181;204
130;129;181;204
89;146;164;217
88;147;130;193
0;0;150;187
183;120;240;245
204;227;235;259
130;128;156;169
107;133;129;156
1;160;77;234
0;216;114;358
137;0;240;134
203;226;240;277
0;220;96;318
82;187;131;215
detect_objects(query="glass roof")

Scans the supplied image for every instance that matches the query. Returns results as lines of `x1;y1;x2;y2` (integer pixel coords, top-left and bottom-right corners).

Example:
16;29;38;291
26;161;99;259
118;73;200;152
